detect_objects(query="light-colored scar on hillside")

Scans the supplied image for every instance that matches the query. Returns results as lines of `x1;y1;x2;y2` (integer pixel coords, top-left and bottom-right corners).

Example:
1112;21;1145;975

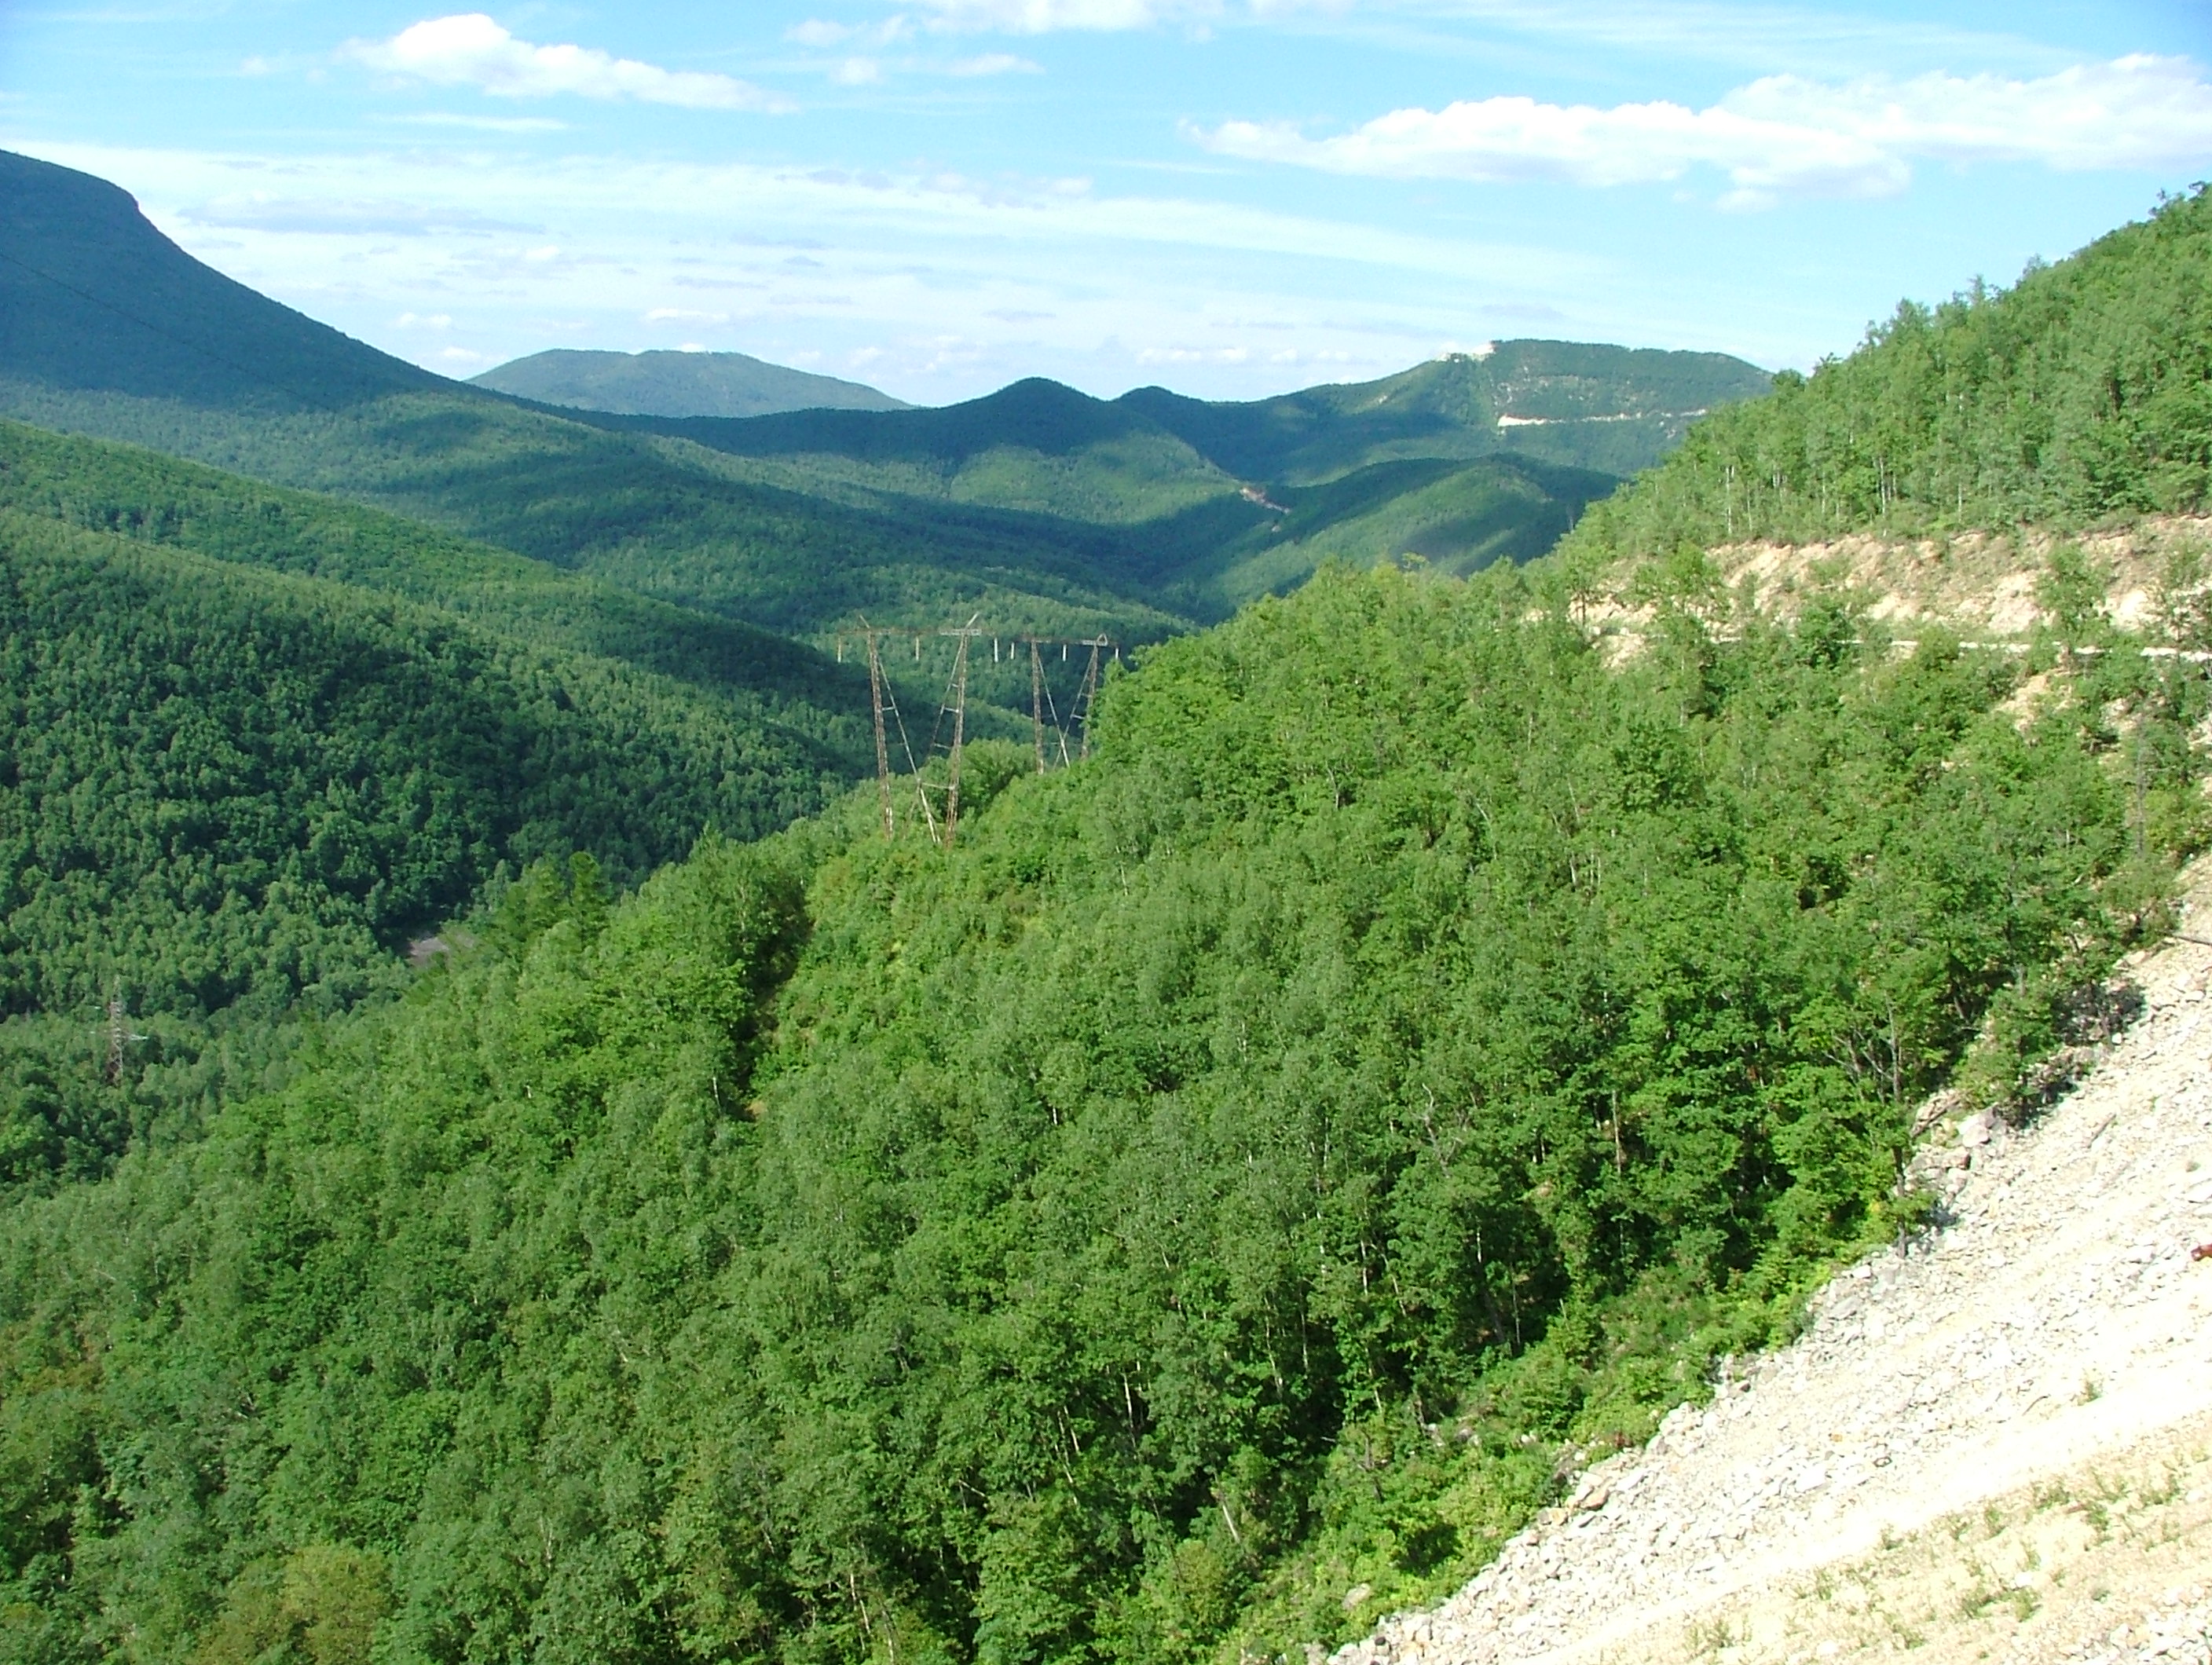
1584;516;2212;650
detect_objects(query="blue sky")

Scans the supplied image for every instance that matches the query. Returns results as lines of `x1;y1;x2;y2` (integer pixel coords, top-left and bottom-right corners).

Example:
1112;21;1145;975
3;1;2209;402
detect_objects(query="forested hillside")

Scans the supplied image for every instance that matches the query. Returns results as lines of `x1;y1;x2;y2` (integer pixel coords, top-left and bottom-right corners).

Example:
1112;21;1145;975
0;433;889;1188
1181;454;1619;607
0;420;876;752
1120;343;1770;485
2;140;2205;1665
2;555;2196;1665
1559;185;2212;573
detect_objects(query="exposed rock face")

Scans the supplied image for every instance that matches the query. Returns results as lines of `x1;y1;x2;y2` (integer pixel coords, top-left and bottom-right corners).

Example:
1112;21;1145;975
1331;867;2212;1665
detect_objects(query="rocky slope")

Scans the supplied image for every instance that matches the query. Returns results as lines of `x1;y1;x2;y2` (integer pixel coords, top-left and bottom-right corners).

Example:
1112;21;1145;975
1331;866;2212;1665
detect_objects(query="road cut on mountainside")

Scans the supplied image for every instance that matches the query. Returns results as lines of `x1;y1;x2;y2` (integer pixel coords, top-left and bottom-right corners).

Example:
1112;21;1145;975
1331;865;2212;1665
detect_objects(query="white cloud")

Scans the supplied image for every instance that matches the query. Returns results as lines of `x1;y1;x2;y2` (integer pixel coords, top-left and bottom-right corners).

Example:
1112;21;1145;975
833;57;885;85
380;111;568;132
915;0;1219;31
948;53;1046;75
787;16;914;47
1200;54;2212;207
1732;57;2212;174
1137;344;1253;364
184;194;535;235
1237;0;2071;81
348;13;794;111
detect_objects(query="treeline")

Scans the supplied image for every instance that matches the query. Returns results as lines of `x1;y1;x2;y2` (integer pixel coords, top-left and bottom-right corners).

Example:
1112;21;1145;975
1560;185;2212;569
2;562;2196;1664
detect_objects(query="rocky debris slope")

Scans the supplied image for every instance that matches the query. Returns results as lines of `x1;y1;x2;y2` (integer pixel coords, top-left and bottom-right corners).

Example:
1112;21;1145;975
2065;1579;2212;1665
1558;1418;2212;1665
1332;871;2212;1665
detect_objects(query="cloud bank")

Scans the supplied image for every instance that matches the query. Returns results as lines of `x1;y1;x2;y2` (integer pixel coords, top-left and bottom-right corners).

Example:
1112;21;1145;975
183;194;537;236
350;14;792;111
1200;55;2212;207
948;53;1047;75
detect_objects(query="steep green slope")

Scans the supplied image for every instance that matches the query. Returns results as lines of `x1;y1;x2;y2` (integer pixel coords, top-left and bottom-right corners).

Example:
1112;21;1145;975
0;501;854;1184
473;348;911;417
1177;455;1619;613
0;150;436;413
2;561;2193;1665
1557;185;2212;574
0;419;877;758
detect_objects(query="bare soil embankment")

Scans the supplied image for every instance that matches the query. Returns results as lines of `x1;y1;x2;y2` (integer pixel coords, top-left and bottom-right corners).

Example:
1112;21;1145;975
1588;515;2212;648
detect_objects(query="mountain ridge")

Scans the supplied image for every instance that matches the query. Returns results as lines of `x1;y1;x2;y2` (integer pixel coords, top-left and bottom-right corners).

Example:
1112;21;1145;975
471;346;911;419
1119;344;1771;486
0;146;1758;635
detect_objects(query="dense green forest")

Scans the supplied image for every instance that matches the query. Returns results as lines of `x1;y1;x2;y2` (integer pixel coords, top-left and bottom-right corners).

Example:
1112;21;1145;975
0;381;1191;645
1560;185;2212;572
2;558;2196;1665
0;492;856;1186
0;420;878;756
1180;455;1618;609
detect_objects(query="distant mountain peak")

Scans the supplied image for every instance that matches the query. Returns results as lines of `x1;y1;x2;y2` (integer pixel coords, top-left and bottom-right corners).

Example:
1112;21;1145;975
471;347;910;419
